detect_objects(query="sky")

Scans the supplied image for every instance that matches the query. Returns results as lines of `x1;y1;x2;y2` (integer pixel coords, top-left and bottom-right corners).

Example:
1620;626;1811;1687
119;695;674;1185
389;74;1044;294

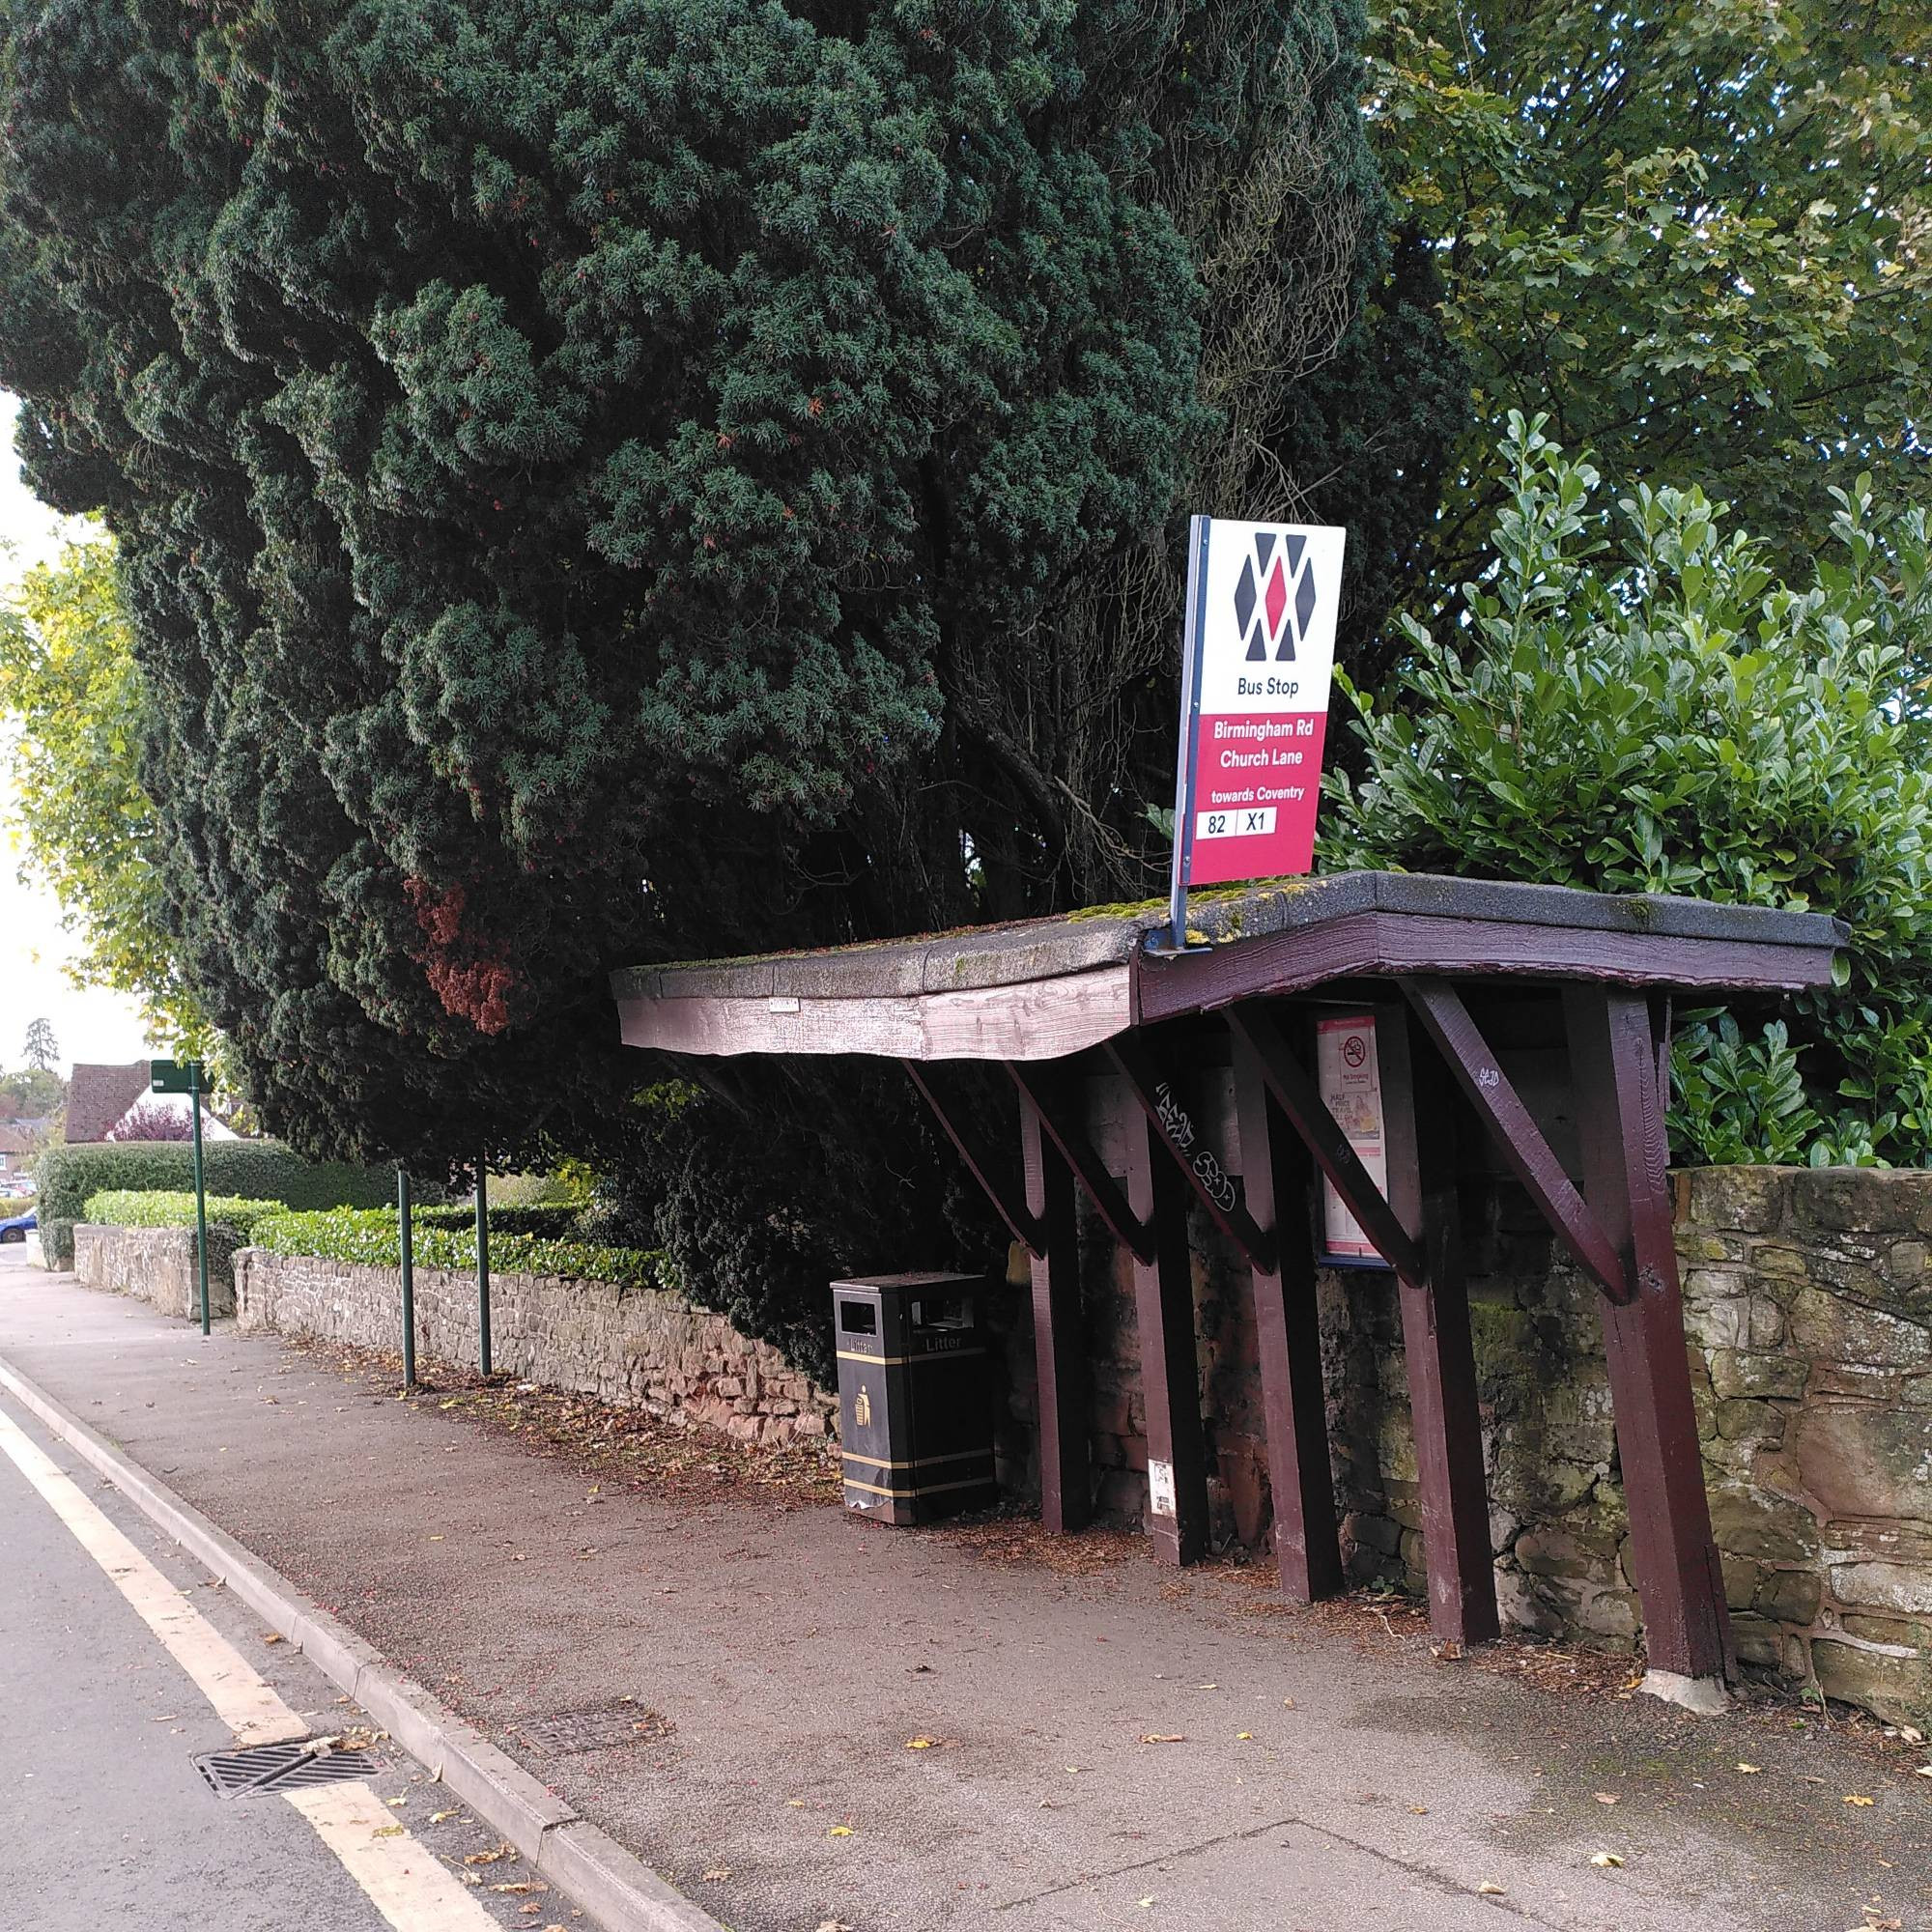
0;392;153;1078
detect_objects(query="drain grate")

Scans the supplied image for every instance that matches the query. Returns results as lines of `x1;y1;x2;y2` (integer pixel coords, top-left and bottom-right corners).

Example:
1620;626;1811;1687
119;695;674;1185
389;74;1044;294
194;1740;378;1799
513;1704;674;1755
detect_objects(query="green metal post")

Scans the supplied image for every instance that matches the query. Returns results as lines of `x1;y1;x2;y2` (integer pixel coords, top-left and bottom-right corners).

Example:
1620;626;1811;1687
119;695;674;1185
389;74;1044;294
473;1163;492;1377
190;1061;210;1336
398;1168;415;1389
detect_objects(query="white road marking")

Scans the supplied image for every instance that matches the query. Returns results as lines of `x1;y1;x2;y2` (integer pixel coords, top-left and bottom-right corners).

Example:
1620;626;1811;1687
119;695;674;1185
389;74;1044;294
0;1398;498;1930
287;1783;512;1931
0;1402;300;1745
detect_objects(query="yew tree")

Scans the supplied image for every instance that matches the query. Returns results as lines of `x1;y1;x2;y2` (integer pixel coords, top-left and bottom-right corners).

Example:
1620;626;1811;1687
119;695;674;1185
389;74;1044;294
0;0;1455;1353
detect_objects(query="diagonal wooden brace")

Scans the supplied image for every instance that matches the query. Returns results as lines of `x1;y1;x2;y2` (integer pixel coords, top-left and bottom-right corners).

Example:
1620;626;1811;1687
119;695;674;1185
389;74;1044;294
1224;1005;1426;1285
1103;1036;1275;1274
1005;1062;1156;1266
1398;977;1634;1304
902;1062;1043;1256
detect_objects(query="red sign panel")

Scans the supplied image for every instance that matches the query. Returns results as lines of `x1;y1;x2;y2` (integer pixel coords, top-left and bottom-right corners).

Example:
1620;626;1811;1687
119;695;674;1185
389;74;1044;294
1169;518;1348;895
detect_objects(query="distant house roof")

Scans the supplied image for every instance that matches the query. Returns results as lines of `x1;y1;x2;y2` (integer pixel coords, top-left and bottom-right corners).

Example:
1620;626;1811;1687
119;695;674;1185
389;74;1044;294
0;1123;32;1154
64;1061;153;1143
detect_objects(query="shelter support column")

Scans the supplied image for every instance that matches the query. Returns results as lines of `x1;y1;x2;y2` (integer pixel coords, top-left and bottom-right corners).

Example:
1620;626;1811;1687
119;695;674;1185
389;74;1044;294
1563;985;1733;1692
1018;1094;1091;1536
1231;1032;1343;1602
1380;1012;1500;1646
1121;1108;1210;1566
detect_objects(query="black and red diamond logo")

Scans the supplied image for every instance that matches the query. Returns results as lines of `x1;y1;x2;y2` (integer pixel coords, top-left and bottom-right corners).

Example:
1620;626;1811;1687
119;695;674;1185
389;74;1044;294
1236;531;1316;663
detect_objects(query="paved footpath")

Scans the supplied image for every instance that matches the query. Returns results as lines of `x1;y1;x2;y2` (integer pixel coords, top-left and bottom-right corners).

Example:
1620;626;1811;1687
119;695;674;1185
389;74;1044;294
0;1279;592;1929
3;1252;1928;1932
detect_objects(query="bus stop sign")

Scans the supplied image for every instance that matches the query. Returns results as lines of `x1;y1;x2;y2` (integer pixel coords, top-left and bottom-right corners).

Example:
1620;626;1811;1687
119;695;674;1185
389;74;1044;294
1168;516;1347;915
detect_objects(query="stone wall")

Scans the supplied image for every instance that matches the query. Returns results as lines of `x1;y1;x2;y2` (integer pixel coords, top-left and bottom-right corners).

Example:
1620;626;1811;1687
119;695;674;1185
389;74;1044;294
233;1248;836;1449
75;1222;239;1321
998;1166;1932;1726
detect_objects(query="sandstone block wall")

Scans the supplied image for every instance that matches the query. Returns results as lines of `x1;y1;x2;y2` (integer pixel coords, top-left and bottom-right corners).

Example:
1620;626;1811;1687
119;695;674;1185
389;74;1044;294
232;1247;836;1449
75;1222;239;1321
996;1166;1932;1726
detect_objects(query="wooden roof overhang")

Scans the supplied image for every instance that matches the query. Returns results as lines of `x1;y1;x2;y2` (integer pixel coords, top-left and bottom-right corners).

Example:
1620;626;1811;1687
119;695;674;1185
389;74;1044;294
612;871;1843;1064
611;872;1844;1686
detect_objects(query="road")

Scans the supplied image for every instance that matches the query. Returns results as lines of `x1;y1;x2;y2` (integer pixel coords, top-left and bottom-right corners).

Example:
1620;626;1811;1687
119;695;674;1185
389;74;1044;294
0;1237;561;1932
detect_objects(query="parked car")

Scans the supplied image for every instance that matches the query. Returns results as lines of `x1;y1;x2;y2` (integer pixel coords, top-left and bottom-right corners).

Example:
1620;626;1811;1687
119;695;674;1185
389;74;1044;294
0;1208;36;1242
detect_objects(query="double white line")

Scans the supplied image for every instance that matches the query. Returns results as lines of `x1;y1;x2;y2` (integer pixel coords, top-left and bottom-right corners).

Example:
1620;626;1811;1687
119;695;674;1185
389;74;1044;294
0;1402;501;1931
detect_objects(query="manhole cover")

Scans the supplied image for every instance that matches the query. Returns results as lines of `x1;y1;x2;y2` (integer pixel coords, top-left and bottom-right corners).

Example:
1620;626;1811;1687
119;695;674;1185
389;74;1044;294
194;1739;378;1799
513;1704;675;1754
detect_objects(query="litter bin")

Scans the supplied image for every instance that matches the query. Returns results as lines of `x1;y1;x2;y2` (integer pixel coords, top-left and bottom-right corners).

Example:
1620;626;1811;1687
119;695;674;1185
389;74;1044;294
834;1272;997;1524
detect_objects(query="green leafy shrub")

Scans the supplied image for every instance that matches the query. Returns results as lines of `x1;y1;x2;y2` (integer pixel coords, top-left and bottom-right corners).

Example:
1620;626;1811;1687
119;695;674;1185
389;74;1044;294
1322;414;1932;1166
36;1140;392;1265
414;1204;581;1241
248;1207;664;1294
82;1190;288;1242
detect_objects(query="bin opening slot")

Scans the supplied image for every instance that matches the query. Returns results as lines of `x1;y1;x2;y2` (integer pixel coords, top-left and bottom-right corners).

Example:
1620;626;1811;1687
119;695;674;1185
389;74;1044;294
838;1299;878;1335
913;1296;974;1331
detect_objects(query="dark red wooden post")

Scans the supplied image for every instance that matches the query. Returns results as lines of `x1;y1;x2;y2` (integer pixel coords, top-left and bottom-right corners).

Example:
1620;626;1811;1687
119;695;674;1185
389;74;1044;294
1563;984;1732;1688
1231;1031;1343;1602
1121;1107;1210;1565
1018;1094;1091;1535
1380;1010;1501;1645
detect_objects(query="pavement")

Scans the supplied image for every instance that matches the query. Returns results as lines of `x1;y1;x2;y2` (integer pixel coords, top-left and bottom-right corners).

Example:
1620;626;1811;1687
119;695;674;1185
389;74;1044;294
2;1244;1929;1932
0;1289;592;1928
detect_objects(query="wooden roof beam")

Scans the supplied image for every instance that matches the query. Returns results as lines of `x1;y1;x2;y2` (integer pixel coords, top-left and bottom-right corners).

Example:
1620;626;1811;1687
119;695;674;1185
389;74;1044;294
902;1063;1043;1258
1005;1063;1156;1267
1224;1004;1427;1287
1399;977;1634;1305
1103;1036;1275;1275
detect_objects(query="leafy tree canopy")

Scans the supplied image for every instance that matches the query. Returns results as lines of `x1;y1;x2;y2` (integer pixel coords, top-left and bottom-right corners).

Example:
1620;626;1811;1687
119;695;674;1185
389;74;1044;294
1368;0;1931;608
0;0;1456;1358
0;528;213;1048
1324;414;1932;1166
20;1016;57;1070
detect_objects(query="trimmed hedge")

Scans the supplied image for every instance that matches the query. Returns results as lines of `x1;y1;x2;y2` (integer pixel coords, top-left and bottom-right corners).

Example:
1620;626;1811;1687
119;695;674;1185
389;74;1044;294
37;1139;391;1266
414;1203;582;1240
249;1206;665;1293
82;1191;288;1243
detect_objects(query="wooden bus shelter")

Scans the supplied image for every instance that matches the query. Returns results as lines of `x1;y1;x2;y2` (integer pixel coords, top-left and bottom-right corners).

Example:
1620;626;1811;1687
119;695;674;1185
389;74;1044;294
611;873;1843;1701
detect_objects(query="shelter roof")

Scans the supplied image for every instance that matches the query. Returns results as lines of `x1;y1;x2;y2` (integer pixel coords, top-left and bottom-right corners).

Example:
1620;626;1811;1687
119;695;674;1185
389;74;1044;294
611;872;1844;1065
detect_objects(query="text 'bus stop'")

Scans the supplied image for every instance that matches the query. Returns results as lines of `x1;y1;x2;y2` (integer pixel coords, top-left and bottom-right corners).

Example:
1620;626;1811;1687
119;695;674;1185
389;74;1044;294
611;872;1844;1707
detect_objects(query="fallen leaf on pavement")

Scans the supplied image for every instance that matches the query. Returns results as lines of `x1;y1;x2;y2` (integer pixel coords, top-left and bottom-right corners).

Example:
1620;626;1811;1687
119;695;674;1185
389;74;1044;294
828;1825;854;1838
465;1845;512;1865
700;1868;731;1883
905;1737;936;1750
372;1826;405;1840
490;1882;544;1894
1915;1766;1932;1778
385;1797;407;1808
1590;1853;1623;1868
430;1809;458;1823
262;1633;283;1645
815;1922;854;1932
1593;1792;1618;1804
1844;1794;1875;1805
1478;1881;1506;1895
1236;1732;1253;1741
1736;1763;1762;1774
1139;1734;1186;1745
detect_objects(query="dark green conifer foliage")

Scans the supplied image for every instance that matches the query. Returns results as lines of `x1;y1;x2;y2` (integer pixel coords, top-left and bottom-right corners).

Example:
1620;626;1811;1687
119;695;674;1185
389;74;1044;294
0;0;1456;1362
